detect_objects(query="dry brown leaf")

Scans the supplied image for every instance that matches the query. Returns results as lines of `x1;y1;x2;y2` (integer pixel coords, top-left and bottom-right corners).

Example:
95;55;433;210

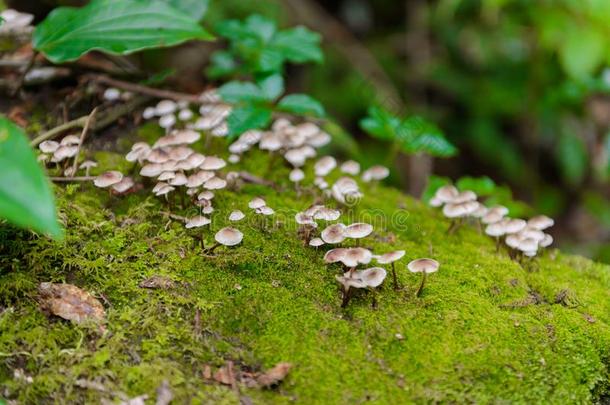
202;364;212;380
256;363;292;387
38;282;105;324
213;366;233;386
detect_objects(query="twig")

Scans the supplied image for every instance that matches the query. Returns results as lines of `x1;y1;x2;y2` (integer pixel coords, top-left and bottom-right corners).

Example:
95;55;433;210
31;96;150;147
50;176;95;182
159;211;188;223
87;74;215;104
10;51;38;96
71;107;98;175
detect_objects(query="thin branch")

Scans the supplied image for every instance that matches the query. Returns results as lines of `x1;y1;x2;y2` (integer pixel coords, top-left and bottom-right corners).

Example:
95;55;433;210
159;211;188;223
50;176;95;182
71;107;98;176
87;74;214;104
30;116;88;147
10;51;39;96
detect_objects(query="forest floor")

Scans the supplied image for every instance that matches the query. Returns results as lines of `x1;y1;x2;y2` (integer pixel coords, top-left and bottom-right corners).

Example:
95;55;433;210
1;123;610;404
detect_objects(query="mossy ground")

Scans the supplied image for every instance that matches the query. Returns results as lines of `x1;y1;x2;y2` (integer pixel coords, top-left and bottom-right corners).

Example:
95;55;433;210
1;126;610;404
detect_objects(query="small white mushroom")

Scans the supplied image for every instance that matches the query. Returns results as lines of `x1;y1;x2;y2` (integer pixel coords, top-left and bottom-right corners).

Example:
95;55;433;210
111;176;134;194
527;215;554;231
178;109;194;121
309;237;324;247
344;223;373;239
229;210;245;222
185;215;211;229
340;160;360;176
314;156;337;177
103;88;121;101
212;227;243;249
361;165;389;182
407;258;440;297
93;171;123;188
155;100;177;116
321;223;346;244
39;140;59;154
78;160;98;176
159;114;176;129
248;197;266;210
376;250;406;290
289;168;305;183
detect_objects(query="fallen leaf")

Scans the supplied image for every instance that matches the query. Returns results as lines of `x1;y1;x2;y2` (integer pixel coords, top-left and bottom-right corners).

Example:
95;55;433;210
139;276;175;289
256;363;292;387
202;364;212;380
213;365;233;386
38;282;105;324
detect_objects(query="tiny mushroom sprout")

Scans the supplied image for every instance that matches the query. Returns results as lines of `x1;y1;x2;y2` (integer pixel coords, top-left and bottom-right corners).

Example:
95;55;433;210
229;210;245;222
361;165;389;183
340;160;360;176
79;160;98;176
289;168;305;190
376;250;406;290
248;197;266;210
207;227;244;254
185;215;211;249
527;215;554;231
407;258;440;297
309;237;324;248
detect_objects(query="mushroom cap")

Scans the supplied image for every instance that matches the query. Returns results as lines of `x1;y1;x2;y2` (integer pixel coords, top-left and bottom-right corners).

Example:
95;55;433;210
313;207;341;221
140;163;163;177
340;160;360;175
142;106;156;119
197;191;215;201
52;145;78;162
362;165;389;182
295;212;316;226
540;233;553;248
505;234;522;249
103;87;121;101
185;215;211;229
155;99;177;116
159;114;176;129
344;223;373;239
527;215;554;231
504;218;527;234
284;149;307;167
309;237;324;247
376;250;406;264
489;205;509;217
517;238;538;252
357;267;387;288
482;210;505;224
248;197;266;209
229;210;245;222
178;109;194;121
407;258;440;274
256;206;275;216
215;227;243;246
200;156;226;171
126;143;151;162
93;171;123;188
259;132;283;151
204;177;227;190
429;197;443;207
111;176;134;193
519;227;545;242
452;190;477;204
335;274;367;289
289;168;305;183
228;154;240;164
340;247;373;267
154;184;175;196
321;223;346;244
39;140;59;154
60;134;80;146
147;148;171;164
485;222;507;237
169;172;188;186
324;248;347;263
168;146;193;161
314;156;337;177
434;185;459;203
471;203;489;218
79;160;98;170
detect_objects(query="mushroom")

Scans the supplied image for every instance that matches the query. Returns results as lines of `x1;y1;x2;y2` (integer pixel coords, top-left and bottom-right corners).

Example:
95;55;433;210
103;88;121;101
159;114;176;130
79;160;98;176
485;221;507;251
321;223;346;244
376;250;405;290
313;207;341;221
361;165;389;182
340;160;360;176
344;223;373;241
289;168;305;191
203;177;227;190
229;210;245;222
155;100;177;116
527;215;554;231
433;185;459;205
314;156;337;177
407;258;439;297
178;109;194;121
142;107;156;120
309;237;324;248
111;176;134;194
185;215;211;248
335;266;387;308
93;171;123;188
248;197;266;210
39;140;59;154
207;227;244;253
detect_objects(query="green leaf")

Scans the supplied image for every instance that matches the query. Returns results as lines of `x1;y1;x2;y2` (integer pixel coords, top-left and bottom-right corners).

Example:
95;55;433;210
559;27;605;79
0;117;62;238
257;74;284;101
218;81;265;104
360;106;401;141
166;0;209;20
206;50;239;79
556;131;588;186
244;14;276;43
33;0;214;63
399;117;457;157
456;176;496;196
278;94;325;117
226;105;273;138
215;14;275;44
270;26;324;64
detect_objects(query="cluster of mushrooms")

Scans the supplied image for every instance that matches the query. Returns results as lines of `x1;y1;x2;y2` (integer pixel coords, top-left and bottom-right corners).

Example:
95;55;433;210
42;86;444;307
431;184;554;259
38;135;98;179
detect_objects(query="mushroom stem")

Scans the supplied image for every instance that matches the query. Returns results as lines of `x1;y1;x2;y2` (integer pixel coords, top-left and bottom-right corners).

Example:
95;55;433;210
495;237;500;252
199;234;205;250
416;271;427;298
341;287;352;308
391;263;399;291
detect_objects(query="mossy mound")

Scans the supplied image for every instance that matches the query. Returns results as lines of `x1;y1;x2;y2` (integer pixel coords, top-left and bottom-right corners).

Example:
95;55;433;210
1;143;610;404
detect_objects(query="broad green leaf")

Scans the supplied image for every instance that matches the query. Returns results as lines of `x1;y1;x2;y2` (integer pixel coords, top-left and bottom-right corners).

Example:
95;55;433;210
399;116;457;157
166;0;209;20
360;106;401;141
456;176;496;196
556;131;588;186
218;81;265;103
604;131;610;176
206;50;239;79
244;14;276;43
257;47;285;73
270;26;324;64
257;74;284;101
559;27;605;79
226;105;273;138
0;117;62;238
33;0;214;63
215;14;275;44
278;94;325;117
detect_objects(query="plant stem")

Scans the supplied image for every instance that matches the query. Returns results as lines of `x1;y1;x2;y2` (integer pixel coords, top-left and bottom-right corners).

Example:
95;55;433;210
341;287;352;308
392;263;399;290
70;107;98;176
416;271;427;297
206;242;221;254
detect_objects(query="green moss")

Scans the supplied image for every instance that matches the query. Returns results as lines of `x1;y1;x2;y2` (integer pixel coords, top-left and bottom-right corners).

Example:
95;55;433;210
1;146;609;404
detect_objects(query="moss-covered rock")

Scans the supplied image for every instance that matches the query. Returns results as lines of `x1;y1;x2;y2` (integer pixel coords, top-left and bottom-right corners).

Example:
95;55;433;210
1;145;609;404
